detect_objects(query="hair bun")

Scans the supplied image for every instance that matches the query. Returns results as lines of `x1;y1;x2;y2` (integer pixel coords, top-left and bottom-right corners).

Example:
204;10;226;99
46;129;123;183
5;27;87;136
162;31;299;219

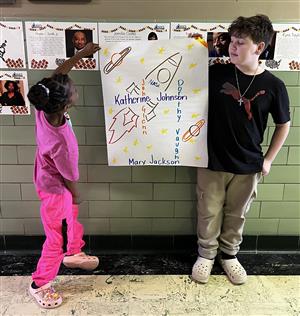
27;83;50;110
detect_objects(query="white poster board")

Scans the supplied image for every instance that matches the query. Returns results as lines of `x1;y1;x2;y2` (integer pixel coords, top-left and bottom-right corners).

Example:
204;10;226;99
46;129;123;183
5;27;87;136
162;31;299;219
98;23;170;43
0;71;30;115
25;21;99;70
0;21;26;69
271;24;300;70
100;38;208;167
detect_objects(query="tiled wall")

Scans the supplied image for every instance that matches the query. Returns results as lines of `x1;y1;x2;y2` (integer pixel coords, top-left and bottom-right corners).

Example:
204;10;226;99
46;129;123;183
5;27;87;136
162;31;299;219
0;69;299;237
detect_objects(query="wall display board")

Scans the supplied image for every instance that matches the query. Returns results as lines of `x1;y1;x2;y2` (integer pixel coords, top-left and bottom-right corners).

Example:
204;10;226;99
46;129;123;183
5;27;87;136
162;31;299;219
98;22;170;43
171;22;300;70
25;21;99;70
0;71;30;115
271;24;300;70
0;21;26;69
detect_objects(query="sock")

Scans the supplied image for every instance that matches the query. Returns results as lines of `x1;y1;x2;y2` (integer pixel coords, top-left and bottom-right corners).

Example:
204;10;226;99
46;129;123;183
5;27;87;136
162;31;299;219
221;252;236;260
31;281;40;289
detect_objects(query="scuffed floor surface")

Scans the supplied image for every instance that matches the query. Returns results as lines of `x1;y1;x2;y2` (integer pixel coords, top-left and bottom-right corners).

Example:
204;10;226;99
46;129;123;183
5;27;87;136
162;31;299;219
0;275;299;316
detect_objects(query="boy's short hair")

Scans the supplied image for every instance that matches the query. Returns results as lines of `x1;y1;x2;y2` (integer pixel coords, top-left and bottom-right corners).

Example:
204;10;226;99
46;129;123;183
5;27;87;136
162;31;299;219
228;14;274;47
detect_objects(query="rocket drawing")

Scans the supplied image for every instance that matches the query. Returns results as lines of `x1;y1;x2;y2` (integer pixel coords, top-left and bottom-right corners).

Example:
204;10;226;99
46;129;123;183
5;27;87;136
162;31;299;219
108;107;139;144
145;52;182;91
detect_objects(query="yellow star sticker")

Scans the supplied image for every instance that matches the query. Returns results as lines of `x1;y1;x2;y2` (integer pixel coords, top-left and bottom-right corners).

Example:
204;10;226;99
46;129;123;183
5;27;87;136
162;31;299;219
189;63;197;69
108;107;114;115
191;113;199;118
115;76;122;84
192;88;201;94
103;48;109;56
123;146;128;153
161;129;168;135
133;139;139;146
146;144;153;151
195;156;201;161
112;157;117;164
163;108;170;115
158;47;165;54
187;43;194;50
140;57;145;64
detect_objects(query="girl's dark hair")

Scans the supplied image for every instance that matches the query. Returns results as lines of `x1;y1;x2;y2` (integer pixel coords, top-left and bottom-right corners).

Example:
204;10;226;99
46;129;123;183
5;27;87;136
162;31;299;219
228;14;274;47
4;80;19;92
27;73;73;114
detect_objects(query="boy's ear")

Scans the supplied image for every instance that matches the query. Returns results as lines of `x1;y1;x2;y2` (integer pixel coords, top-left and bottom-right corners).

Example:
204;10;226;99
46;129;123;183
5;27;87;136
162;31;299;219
256;42;265;55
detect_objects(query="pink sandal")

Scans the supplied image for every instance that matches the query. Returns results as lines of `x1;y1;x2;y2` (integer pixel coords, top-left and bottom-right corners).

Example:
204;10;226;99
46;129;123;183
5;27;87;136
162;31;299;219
63;252;99;270
29;282;62;309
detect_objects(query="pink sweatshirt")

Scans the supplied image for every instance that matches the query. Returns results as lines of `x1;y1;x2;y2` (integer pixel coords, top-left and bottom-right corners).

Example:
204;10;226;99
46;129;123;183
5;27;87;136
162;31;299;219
34;110;79;194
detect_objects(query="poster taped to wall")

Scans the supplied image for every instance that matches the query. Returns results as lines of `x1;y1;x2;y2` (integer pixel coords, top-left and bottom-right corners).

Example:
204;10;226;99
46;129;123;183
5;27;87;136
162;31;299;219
100;38;208;167
272;24;300;70
25;22;99;70
0;21;26;69
0;71;30;115
171;22;300;71
98;23;170;43
171;22;231;66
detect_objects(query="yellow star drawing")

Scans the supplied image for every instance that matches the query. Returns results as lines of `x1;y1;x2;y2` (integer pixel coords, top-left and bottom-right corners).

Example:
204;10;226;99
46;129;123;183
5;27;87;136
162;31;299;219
161;129;168;135
133;139;139;146
102;48;109;56
140;57;145;64
195;156;201;161
115;76;122;84
123;146;129;153
112;157;117;164
189;63;197;69
187;43;194;50
108;107;114;115
192;88;201;94
191;113;199;118
163;108;170;115
189;139;196;144
146;144;153;151
158;47;165;54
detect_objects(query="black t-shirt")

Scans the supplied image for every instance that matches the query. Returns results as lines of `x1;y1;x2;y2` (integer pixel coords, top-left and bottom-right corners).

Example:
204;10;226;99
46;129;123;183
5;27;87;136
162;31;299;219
208;63;290;174
0;91;25;107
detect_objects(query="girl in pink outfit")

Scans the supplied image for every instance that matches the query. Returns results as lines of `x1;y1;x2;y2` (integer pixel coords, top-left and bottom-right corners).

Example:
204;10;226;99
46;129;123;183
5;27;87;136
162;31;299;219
27;43;100;309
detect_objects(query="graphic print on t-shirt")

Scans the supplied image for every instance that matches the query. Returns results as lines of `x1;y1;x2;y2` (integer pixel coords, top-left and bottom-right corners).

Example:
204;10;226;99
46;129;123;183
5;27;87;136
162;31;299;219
220;82;265;120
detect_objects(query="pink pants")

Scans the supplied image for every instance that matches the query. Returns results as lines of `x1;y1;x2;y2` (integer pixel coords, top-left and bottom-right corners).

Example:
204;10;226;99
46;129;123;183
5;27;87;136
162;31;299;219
32;189;85;287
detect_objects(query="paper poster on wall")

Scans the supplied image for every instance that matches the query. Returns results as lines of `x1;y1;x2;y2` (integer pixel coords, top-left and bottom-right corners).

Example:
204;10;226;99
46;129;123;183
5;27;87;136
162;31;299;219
271;24;300;70
171;22;300;71
0;21;26;69
0;71;30;115
25;22;99;70
100;38;208;167
171;22;231;66
98;23;170;43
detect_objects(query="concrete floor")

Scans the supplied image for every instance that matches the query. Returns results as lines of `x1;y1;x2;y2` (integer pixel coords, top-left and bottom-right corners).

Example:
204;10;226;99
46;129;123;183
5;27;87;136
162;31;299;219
1;275;299;316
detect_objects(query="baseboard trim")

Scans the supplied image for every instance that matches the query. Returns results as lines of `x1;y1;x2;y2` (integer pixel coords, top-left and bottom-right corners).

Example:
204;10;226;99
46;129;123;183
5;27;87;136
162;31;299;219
1;235;299;253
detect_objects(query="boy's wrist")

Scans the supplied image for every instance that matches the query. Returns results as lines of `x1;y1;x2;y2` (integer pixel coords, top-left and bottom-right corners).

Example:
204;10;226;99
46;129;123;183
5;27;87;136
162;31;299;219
264;156;273;164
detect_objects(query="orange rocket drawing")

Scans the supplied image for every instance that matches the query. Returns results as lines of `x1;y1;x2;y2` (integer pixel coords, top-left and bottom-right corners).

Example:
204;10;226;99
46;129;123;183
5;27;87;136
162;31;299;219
108;107;139;144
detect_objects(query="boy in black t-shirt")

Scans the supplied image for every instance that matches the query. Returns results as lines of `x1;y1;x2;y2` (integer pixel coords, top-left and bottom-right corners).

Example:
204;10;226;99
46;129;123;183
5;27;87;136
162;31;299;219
192;15;290;285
